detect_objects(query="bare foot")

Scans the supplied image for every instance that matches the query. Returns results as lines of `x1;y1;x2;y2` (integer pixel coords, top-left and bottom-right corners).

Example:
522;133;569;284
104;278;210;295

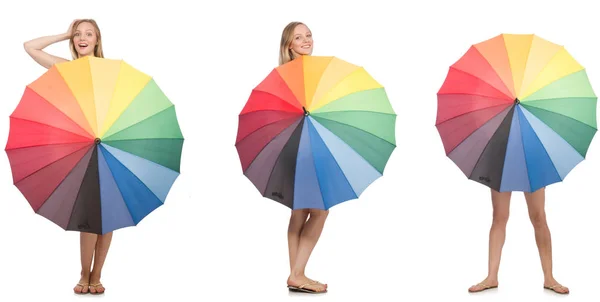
89;272;105;294
287;275;327;293
468;278;498;293
74;274;89;294
307;277;327;289
544;279;569;294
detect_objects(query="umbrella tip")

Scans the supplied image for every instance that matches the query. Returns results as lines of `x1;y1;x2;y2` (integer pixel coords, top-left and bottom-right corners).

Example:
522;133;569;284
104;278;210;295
302;106;309;116
94;138;101;145
514;98;520;104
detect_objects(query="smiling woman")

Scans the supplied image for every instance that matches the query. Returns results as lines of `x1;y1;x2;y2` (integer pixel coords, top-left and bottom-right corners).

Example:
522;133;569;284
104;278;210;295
279;22;313;65
22;19;110;295
23;19;104;69
69;20;104;59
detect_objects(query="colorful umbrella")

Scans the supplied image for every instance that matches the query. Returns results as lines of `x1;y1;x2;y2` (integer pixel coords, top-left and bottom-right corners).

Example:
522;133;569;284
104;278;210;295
436;34;597;192
236;55;396;210
5;56;184;234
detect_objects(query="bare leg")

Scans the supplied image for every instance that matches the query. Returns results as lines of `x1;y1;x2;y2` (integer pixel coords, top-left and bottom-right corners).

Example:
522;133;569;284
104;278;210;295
74;232;97;294
287;209;329;292
288;209;309;271
524;188;569;294
469;189;511;292
89;232;113;294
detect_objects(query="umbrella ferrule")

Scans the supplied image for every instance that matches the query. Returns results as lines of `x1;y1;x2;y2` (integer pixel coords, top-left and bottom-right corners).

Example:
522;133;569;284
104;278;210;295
303;106;309;116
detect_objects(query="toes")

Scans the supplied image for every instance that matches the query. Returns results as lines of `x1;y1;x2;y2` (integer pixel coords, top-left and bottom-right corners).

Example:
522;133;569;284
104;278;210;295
74;284;87;294
468;284;486;292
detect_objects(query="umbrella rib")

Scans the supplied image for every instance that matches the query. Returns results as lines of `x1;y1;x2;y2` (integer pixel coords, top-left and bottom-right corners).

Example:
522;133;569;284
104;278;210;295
441;104;512;156
7;117;94;141
435;103;511;129
101;105;175;141
238;109;302;117
234;116;302;147
105;144;167;204
101;138;183;174
250;89;304;112
236;111;303;144
308;116;396;173
518;47;570;99
520;104;598;132
23;85;97;138
522;96;598;102
97;146;137;228
311;116;396;149
313;110;396;117
6;141;91;151
32;145;94;215
310;87;384;113
465;107;514;180
12;143;93;186
519;106;572;182
446;67;515;101
309;117;360;199
306;120;327;210
257;119;304;199
449;65;515;101
518;111;533;192
310;115;396;147
435;94;514;125
65;147;99;232
310;68;375;112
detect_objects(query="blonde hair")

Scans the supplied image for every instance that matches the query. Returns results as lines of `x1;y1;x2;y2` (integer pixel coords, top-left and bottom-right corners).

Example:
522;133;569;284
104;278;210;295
69;19;104;59
279;21;308;66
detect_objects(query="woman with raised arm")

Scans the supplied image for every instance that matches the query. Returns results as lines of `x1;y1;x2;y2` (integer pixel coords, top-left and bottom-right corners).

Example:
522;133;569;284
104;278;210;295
24;19;110;295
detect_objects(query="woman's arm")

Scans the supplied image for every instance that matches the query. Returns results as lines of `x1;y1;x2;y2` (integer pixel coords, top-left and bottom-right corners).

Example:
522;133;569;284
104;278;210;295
24;20;77;69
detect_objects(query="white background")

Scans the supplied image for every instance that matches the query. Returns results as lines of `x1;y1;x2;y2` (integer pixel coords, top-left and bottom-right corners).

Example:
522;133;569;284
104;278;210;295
1;0;599;301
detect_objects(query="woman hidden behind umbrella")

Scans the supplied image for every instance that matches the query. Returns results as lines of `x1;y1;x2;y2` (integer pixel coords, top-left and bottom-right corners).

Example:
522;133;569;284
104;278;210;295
278;21;328;294
23;19;110;295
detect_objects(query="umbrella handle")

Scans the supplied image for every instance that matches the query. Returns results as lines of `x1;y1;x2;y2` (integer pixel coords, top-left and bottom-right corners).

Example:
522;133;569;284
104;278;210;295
303;106;309;116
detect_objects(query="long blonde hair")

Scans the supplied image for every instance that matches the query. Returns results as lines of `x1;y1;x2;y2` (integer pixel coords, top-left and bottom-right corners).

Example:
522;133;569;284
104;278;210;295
69;19;104;59
279;21;307;66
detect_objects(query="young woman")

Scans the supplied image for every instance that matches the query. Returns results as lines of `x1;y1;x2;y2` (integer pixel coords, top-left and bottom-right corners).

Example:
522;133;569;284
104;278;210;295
468;188;569;294
279;21;328;294
23;19;110;295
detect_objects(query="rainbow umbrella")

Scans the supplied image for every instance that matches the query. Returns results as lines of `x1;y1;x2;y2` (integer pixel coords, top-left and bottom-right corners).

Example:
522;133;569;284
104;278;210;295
5;56;184;234
236;55;396;210
436;34;597;192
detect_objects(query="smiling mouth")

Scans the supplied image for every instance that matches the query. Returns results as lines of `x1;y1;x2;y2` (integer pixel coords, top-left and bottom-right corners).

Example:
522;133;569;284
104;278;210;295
78;43;89;48
301;45;311;49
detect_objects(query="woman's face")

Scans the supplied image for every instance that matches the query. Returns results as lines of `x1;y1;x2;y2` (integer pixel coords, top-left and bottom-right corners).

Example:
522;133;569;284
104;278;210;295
73;22;98;57
289;24;313;56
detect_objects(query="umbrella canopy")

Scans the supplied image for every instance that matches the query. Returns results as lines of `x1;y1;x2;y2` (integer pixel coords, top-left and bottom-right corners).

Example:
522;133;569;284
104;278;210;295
436;34;597;192
5;56;184;234
236;55;396;210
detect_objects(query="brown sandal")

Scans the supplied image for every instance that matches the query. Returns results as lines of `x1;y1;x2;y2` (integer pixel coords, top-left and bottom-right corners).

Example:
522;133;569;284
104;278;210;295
288;281;327;294
544;284;569;294
468;283;498;293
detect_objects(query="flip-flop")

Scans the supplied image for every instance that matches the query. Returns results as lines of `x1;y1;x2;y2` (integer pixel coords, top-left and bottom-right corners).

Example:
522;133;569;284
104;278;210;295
468;283;498;293
288;281;327;294
74;283;89;295
544;284;569;294
89;283;105;295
